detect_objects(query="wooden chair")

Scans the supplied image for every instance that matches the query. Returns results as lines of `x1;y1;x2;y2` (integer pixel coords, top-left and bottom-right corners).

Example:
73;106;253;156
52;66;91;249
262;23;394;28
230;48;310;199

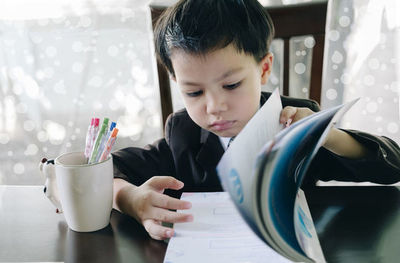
150;1;328;126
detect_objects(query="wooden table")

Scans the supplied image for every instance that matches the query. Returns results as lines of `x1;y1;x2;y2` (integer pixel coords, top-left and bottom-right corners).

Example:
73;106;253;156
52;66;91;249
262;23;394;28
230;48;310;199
1;185;399;262
0;185;166;263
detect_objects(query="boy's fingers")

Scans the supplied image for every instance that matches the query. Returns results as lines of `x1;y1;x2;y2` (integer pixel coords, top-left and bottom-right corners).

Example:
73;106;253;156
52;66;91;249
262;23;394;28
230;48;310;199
148;207;193;223
296;108;315;121
147;176;184;191
280;106;297;124
143;219;174;240
152;192;192;210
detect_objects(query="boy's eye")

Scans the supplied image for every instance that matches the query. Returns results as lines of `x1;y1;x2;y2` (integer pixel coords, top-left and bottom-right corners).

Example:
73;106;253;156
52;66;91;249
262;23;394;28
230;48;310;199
224;81;241;90
186;90;203;97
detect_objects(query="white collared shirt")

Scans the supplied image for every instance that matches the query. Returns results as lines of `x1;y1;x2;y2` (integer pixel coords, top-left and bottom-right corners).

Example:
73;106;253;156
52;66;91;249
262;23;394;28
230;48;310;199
219;136;232;151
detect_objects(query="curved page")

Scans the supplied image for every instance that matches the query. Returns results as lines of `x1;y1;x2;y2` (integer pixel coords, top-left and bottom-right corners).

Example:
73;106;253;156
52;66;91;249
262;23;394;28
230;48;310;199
258;100;358;262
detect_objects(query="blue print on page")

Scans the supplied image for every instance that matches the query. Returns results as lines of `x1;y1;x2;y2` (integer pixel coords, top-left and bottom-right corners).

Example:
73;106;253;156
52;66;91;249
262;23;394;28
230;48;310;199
296;206;312;238
228;168;244;204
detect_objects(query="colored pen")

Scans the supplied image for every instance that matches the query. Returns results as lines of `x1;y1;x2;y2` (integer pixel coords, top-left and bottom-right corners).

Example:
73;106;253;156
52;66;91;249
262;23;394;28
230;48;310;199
99;128;118;162
89;118;109;164
94;122;116;163
84;118;94;158
88;118;100;158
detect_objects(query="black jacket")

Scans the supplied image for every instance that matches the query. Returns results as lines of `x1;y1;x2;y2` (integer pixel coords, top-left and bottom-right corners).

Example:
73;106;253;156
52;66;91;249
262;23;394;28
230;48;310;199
112;92;400;196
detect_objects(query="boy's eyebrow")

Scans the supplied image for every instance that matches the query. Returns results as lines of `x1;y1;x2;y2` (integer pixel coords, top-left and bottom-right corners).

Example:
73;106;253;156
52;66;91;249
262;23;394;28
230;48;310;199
215;67;244;82
180;67;244;86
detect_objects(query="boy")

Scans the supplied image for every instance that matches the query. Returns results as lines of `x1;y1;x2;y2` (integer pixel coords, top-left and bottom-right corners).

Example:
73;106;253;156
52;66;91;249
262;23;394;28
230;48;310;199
112;0;400;240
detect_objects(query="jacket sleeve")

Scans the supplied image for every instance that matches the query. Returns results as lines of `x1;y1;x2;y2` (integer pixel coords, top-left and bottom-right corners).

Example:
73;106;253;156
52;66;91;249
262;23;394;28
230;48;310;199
111;115;175;186
306;129;400;185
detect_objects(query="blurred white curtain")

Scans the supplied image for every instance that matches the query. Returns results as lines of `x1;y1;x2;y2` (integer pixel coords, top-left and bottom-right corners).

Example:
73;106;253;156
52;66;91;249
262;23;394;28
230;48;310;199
321;0;400;143
0;0;163;185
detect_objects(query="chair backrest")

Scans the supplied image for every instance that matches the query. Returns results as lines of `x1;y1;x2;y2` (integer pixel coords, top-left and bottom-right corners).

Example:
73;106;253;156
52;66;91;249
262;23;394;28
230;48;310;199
150;1;328;126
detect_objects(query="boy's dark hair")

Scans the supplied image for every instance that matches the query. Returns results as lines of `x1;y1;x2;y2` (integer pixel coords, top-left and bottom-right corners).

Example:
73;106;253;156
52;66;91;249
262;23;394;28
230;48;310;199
154;0;275;77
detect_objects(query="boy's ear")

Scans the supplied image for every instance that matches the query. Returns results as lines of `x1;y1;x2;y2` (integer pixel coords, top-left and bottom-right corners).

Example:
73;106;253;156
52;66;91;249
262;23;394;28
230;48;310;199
260;53;274;85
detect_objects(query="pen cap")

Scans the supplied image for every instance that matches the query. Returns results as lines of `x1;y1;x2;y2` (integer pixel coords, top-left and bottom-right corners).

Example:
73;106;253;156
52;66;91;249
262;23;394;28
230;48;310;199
99;119;108;135
109;122;116;131
111;128;118;137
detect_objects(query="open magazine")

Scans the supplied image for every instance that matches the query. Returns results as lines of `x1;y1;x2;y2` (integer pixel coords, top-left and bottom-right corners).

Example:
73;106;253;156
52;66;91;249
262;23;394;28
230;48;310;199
216;89;358;262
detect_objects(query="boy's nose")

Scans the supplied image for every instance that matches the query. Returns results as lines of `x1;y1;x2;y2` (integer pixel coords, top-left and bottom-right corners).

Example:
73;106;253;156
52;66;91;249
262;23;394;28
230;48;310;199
206;93;227;114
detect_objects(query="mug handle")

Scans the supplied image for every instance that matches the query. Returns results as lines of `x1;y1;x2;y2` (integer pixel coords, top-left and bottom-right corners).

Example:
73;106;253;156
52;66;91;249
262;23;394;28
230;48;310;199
39;158;63;213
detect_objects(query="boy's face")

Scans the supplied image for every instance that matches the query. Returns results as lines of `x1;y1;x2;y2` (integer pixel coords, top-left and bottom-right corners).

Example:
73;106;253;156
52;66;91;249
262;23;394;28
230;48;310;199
171;44;273;137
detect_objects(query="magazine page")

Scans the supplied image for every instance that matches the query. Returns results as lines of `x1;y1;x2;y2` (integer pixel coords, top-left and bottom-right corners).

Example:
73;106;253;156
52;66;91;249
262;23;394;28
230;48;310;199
294;189;326;262
216;88;284;252
257;99;358;262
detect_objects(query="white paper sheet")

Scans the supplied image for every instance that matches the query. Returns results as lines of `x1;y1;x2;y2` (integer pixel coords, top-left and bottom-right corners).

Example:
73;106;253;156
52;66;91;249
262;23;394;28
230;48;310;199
164;192;291;263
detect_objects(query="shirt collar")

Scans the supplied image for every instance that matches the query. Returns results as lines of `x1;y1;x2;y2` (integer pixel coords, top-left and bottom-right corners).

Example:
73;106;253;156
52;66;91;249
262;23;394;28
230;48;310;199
219;136;232;150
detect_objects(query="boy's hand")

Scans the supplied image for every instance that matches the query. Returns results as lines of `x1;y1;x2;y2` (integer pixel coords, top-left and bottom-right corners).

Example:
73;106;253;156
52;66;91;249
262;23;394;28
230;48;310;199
279;106;369;158
116;176;193;240
280;105;332;146
279;106;314;127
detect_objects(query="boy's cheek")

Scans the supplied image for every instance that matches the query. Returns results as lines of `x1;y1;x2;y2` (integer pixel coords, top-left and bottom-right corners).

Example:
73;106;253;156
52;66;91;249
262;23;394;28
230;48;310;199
185;107;206;127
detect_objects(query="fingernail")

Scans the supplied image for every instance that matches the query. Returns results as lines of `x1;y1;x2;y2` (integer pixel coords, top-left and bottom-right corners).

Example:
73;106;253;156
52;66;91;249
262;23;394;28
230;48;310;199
186;215;194;222
183;202;192;209
176;181;184;189
166;230;173;237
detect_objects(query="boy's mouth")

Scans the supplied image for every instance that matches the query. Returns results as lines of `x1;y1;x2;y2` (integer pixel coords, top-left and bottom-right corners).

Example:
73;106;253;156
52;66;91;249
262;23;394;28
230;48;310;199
209;120;236;132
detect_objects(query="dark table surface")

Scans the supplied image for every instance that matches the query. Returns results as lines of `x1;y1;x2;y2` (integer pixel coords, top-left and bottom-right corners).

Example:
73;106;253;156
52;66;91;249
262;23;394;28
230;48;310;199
1;185;399;263
307;185;400;263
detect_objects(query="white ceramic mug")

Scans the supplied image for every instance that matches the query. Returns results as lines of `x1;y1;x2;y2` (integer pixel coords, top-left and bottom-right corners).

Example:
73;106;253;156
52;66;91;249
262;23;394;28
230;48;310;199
39;151;113;232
